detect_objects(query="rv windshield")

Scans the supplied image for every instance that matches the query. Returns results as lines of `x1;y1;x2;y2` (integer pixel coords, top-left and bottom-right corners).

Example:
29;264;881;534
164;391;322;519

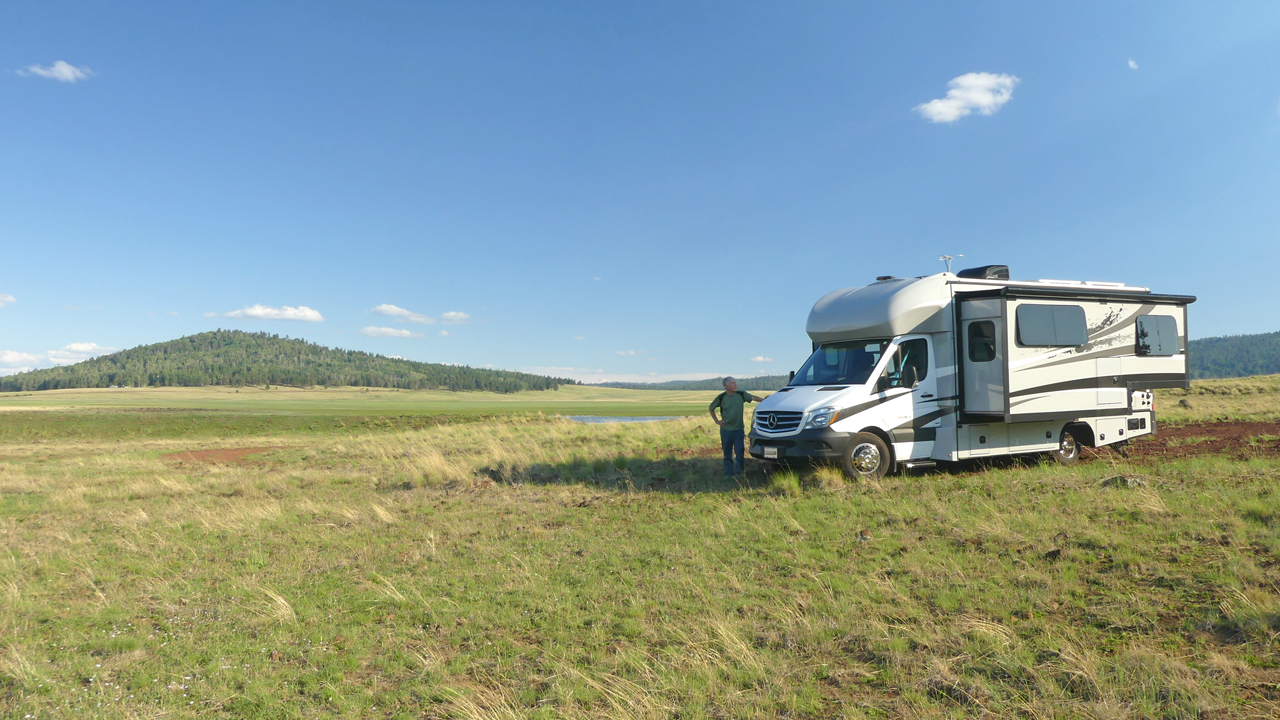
790;340;892;386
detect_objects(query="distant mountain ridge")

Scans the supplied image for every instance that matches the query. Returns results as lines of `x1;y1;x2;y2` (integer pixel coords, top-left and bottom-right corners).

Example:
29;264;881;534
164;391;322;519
0;330;575;393
594;375;791;391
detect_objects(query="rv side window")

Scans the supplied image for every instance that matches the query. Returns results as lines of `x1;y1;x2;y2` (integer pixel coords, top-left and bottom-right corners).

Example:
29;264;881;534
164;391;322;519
968;321;996;362
1136;315;1180;356
1015;304;1088;347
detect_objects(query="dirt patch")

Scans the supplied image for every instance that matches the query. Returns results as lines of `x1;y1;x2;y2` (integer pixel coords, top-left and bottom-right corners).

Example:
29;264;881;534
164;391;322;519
1113;421;1280;461
163;447;293;464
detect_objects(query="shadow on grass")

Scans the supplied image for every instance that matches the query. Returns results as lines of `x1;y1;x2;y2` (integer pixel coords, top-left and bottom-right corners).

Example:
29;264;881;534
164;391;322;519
474;444;1133;495
479;452;776;494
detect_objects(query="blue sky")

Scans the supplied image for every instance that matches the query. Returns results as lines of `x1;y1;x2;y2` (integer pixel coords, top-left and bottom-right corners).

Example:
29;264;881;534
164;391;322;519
3;2;1278;382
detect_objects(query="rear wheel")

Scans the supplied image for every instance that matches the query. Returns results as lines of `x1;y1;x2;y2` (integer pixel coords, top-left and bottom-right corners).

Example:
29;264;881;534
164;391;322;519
1053;429;1080;465
842;432;892;481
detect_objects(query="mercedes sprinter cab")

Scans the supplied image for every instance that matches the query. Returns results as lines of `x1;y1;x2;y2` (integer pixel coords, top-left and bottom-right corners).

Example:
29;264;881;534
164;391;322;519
748;265;1194;479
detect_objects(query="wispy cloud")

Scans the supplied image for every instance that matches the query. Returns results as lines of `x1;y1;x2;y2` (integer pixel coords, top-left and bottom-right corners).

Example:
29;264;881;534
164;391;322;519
616;349;642;356
439;330;449;337
750;356;774;362
359;326;424;338
915;72;1020;123
440;311;470;325
203;311;218;317
572;336;585;340
371;304;435;324
226;305;324;322
0;293;14;308
18;60;93;83
1128;59;1139;70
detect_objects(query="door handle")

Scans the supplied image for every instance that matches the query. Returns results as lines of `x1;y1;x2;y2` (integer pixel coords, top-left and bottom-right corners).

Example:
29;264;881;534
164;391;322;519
921;393;934;399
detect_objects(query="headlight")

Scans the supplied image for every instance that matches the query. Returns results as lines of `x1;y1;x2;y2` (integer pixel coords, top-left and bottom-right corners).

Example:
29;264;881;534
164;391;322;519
805;406;838;429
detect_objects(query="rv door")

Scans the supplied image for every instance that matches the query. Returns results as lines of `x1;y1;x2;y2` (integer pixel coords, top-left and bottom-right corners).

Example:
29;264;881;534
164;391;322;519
960;300;1005;415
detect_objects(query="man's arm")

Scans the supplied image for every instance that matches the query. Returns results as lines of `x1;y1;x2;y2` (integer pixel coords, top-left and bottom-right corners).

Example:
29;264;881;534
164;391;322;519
748;393;766;403
708;395;724;426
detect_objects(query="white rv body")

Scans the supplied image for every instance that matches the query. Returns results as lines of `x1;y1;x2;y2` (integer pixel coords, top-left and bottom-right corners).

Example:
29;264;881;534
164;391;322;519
749;269;1194;468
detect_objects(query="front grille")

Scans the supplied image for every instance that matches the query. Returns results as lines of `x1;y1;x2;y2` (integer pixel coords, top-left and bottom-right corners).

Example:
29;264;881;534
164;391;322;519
754;410;803;434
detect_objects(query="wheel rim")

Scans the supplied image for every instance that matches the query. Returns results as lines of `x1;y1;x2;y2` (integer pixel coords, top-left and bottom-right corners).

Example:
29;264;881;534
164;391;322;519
1059;433;1077;458
851;442;881;473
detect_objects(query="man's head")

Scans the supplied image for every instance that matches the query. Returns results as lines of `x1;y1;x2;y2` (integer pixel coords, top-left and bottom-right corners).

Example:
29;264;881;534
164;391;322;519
723;376;738;393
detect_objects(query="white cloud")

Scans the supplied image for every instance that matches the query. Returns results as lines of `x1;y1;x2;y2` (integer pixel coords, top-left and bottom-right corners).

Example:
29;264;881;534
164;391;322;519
1128;59;1139;70
203;311;218;317
0;343;115;373
0;294;15;308
46;342;115;366
750;356;774;362
371;304;435;324
166;311;179;316
441;311;470;325
18;60;93;83
439;330;449;337
359;326;424;338
226;304;324;322
915;72;1020;123
592;277;602;282
572;336;585;340
616;350;641;356
0;350;39;366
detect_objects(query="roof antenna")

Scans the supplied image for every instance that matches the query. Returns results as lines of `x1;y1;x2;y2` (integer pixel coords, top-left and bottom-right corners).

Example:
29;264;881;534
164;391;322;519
939;254;963;273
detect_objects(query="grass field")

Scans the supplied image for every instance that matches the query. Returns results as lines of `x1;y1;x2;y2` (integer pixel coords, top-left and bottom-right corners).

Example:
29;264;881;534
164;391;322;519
1;380;1278;718
0;385;720;417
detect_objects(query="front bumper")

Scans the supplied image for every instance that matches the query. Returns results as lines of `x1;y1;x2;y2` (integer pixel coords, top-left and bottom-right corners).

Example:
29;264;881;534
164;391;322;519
748;426;852;461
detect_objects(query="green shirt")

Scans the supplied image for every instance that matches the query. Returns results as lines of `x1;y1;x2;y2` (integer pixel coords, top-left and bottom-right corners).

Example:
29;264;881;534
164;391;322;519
710;390;752;431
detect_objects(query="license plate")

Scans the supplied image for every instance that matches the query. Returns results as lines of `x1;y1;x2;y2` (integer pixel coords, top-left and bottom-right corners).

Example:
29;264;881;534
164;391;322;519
763;447;779;459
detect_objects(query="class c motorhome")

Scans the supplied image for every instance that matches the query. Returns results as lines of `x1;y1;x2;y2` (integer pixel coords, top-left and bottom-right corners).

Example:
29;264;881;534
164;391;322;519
748;265;1195;479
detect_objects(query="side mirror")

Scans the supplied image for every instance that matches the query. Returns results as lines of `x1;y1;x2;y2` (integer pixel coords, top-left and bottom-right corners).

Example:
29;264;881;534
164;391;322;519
789;370;795;383
876;375;891;393
901;365;919;389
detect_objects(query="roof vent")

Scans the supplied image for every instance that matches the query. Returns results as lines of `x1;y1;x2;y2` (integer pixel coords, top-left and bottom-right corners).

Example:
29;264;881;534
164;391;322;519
957;265;1010;280
875;275;897;282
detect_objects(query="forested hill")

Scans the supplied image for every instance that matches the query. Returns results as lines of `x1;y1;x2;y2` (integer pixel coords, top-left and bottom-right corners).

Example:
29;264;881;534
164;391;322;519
596;375;790;391
1189;331;1280;379
0;330;575;393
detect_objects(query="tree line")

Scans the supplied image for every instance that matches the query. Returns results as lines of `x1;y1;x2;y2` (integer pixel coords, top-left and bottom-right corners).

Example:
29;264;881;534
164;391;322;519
0;330;576;393
1188;331;1280;379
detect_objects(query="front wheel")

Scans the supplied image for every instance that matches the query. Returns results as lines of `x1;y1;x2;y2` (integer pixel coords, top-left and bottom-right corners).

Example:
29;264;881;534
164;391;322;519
1053;429;1080;465
842;432;893;481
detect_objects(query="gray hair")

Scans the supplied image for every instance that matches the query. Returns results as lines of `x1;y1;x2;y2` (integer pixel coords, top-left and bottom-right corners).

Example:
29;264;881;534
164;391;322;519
722;376;736;388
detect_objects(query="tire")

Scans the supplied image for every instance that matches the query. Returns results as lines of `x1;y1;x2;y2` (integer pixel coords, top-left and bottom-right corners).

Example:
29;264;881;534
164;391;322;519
1053;428;1080;465
841;432;893;481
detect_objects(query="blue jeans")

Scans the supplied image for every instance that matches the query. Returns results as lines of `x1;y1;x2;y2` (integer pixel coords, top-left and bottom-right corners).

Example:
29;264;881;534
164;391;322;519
720;427;745;476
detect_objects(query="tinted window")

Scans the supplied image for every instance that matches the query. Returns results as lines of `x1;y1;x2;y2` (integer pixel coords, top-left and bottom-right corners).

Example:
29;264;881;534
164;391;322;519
791;339;890;386
968;321;996;362
1016;304;1088;347
1136;315;1180;356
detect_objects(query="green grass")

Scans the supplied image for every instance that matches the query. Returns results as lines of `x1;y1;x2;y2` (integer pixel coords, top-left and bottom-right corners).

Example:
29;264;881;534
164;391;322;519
1;401;1278;719
1157;373;1280;424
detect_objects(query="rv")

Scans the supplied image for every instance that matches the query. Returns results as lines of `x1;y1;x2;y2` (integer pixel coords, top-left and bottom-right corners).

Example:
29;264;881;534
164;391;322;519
748;265;1194;479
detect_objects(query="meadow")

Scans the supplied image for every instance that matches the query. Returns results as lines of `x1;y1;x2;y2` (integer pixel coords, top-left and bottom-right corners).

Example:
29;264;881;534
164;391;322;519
0;381;1277;718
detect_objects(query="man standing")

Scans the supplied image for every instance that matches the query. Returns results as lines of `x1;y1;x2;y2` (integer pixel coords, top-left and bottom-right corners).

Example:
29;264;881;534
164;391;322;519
709;377;765;476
